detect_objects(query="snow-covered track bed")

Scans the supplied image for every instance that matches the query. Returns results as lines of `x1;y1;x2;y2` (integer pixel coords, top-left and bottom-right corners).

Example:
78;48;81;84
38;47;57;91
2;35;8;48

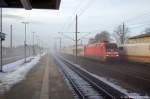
54;55;129;99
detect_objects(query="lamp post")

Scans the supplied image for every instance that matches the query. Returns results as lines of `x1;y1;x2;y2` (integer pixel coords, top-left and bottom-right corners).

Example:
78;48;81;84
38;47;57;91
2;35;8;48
0;8;6;72
0;8;2;72
36;35;40;54
75;14;78;63
0;32;6;72
10;24;13;48
32;32;35;56
38;38;41;55
21;22;29;63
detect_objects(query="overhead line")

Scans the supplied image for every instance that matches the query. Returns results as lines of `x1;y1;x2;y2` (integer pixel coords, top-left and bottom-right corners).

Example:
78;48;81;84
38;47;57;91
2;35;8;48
78;0;94;17
61;0;85;32
64;0;94;31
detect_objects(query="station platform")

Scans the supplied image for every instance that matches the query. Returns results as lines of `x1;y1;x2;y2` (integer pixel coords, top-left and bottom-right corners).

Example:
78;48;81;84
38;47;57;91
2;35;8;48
0;54;74;99
49;56;74;99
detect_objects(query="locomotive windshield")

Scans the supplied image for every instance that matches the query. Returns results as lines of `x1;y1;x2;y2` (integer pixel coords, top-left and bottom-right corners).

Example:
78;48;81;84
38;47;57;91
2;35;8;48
106;43;118;52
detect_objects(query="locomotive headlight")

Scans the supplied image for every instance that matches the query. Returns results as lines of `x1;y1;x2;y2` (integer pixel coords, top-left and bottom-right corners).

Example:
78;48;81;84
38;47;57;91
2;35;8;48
114;52;118;54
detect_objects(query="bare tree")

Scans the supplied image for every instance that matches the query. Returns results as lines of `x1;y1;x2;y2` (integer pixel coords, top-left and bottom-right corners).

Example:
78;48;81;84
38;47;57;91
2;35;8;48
88;31;110;44
145;28;150;34
95;31;110;42
88;38;96;44
114;23;129;45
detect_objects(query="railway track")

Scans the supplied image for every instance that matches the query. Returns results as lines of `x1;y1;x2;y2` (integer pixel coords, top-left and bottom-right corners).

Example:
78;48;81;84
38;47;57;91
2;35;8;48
62;54;150;95
54;55;130;99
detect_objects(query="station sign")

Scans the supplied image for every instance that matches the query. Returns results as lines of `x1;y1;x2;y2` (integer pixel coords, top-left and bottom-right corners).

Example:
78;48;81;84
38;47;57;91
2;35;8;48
0;32;6;41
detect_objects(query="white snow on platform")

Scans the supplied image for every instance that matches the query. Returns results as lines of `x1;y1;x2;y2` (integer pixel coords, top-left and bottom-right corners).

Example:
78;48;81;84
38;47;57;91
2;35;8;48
58;55;150;99
0;55;41;94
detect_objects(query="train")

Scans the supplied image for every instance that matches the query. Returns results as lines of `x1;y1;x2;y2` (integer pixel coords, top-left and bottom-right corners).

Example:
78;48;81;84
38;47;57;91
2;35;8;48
84;42;119;61
61;42;119;61
119;43;150;63
61;42;150;64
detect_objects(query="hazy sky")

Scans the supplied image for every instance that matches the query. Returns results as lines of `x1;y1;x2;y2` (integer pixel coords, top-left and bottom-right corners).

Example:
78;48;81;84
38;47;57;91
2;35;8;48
2;0;150;48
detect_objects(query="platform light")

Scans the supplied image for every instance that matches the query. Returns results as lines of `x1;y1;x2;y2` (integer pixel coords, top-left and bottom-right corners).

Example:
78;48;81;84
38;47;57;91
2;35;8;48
20;0;32;10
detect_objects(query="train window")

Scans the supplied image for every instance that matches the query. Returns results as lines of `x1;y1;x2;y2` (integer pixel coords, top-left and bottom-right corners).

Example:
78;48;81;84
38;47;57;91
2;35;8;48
106;44;118;51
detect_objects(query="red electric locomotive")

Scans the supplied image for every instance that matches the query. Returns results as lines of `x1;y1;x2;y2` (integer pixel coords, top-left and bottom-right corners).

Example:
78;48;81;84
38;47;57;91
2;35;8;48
84;42;119;61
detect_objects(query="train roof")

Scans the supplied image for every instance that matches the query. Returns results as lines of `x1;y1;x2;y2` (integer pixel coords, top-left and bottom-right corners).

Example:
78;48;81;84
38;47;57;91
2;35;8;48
86;42;117;47
129;33;150;39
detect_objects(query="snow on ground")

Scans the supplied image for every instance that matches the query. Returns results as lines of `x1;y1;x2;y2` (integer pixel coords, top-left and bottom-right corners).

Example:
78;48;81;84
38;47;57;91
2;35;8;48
59;55;150;99
0;54;43;94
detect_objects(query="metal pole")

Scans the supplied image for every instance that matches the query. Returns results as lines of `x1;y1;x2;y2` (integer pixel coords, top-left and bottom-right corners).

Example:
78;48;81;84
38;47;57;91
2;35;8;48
29;45;30;57
0;39;2;72
60;37;61;49
122;22;125;44
36;36;38;54
10;24;12;48
54;40;57;50
38;38;41;56
0;8;2;72
37;36;40;54
75;14;78;63
24;23;27;62
21;22;29;63
58;32;62;51
32;32;35;56
36;36;40;55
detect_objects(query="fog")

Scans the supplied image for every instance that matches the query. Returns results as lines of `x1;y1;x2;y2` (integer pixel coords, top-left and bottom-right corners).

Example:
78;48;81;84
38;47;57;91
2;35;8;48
2;0;150;48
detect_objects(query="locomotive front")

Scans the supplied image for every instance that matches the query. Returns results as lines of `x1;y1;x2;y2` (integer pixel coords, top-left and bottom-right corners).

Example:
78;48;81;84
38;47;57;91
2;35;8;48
104;43;119;60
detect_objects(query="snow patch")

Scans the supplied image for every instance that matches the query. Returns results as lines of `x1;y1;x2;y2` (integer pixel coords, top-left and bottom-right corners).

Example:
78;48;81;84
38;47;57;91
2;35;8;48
0;55;41;94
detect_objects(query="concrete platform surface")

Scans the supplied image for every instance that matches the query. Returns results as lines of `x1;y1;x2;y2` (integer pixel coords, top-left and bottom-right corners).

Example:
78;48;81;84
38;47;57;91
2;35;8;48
0;55;47;99
0;54;74;99
49;56;74;99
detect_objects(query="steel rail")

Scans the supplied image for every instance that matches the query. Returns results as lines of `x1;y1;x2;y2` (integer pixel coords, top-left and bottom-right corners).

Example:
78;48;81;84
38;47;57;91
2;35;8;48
54;59;87;99
57;55;131;99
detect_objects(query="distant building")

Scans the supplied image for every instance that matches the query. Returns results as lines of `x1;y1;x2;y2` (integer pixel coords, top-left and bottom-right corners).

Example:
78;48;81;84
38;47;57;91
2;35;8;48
128;33;150;44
